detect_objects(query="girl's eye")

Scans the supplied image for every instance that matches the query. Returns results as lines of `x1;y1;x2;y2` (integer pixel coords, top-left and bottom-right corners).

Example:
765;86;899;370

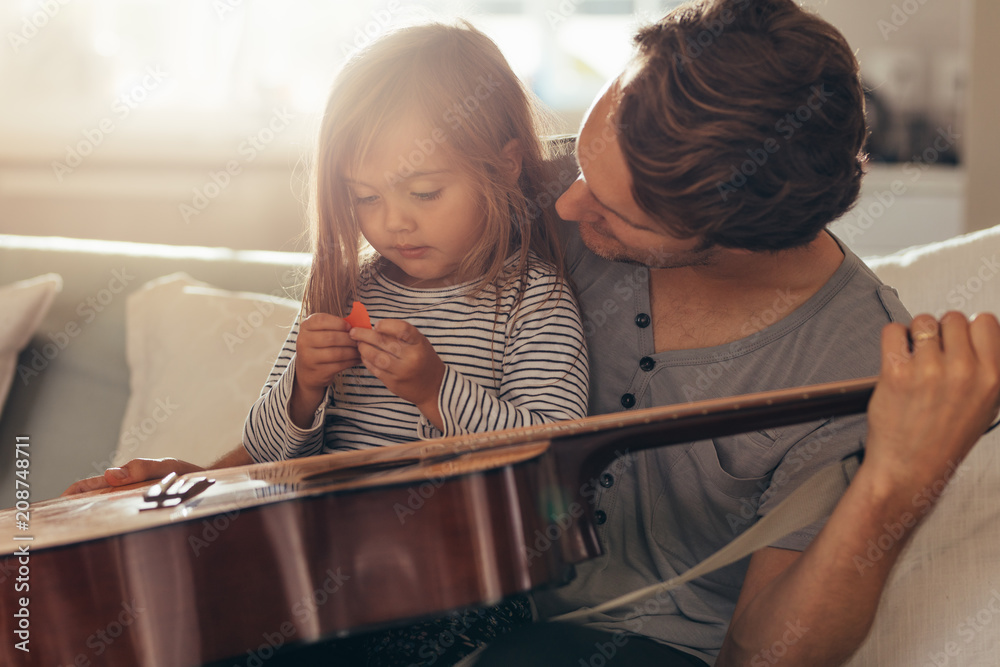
412;190;442;201
354;195;379;206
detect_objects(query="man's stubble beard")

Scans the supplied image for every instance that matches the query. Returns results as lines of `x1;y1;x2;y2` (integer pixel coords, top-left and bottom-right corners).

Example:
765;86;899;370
577;221;717;270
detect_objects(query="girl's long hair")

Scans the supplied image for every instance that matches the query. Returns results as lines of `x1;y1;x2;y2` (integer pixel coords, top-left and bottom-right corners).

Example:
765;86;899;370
303;21;563;318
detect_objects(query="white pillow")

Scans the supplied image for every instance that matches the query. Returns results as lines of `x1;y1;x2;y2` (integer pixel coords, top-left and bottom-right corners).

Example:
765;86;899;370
0;274;63;417
844;224;1000;666
115;273;299;467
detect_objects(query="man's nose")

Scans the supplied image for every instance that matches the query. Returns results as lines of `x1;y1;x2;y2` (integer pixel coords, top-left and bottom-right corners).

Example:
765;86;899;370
555;176;592;223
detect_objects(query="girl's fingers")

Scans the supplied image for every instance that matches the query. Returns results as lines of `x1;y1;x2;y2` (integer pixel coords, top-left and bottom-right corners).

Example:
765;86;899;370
356;341;394;371
300;313;351;332
350;327;404;358
303;346;362;367
305;330;357;349
371;318;418;343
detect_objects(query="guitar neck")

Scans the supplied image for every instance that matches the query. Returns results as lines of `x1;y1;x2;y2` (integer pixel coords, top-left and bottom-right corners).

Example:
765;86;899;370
271;376;877;482
548;376;876;490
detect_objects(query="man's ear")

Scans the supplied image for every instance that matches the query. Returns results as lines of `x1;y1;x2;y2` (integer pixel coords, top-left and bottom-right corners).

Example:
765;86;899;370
500;139;523;183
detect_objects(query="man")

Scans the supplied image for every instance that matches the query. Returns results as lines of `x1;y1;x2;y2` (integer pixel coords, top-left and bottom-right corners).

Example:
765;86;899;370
469;2;1000;665
67;1;1000;665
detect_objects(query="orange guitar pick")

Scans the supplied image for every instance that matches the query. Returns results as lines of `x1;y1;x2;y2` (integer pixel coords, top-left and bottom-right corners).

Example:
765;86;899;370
344;301;372;329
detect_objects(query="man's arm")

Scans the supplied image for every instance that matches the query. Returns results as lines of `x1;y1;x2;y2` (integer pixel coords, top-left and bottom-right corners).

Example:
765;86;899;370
60;444;253;496
717;312;1000;666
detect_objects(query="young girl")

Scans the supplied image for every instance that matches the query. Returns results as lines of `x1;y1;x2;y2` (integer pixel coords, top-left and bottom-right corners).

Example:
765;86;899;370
241;20;589;666
243;21;588;462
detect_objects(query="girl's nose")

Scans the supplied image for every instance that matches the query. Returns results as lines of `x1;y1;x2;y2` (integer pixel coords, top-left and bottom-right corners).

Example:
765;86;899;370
383;204;416;233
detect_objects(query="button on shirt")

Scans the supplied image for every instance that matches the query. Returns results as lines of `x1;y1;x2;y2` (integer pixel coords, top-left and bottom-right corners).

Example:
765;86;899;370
532;225;910;665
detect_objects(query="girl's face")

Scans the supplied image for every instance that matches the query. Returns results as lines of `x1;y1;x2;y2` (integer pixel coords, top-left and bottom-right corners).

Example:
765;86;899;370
346;115;486;288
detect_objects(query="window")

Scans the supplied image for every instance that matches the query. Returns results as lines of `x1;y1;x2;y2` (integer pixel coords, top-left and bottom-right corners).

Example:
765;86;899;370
1;0;685;165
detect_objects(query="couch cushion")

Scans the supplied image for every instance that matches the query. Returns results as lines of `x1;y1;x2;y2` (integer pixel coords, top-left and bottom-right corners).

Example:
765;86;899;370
115;273;300;468
0;235;308;500
0;273;62;419
845;225;1000;665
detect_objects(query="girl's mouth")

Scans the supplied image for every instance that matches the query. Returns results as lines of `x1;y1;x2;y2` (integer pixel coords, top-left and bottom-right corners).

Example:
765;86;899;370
395;246;429;259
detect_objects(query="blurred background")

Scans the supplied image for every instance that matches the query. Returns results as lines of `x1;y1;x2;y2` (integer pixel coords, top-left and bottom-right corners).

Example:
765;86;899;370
0;0;994;258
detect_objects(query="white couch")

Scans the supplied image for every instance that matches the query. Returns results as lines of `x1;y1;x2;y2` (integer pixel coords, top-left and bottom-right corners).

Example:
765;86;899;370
2;224;999;665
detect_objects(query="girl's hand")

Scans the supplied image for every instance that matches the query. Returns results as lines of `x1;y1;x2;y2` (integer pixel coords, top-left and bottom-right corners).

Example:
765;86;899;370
350;319;446;429
291;313;361;427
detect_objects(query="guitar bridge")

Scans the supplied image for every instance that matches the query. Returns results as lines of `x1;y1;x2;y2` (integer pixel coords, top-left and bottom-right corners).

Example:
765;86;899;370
140;472;215;510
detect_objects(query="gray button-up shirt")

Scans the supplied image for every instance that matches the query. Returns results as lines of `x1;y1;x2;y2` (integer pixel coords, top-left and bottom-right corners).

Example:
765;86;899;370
532;226;910;665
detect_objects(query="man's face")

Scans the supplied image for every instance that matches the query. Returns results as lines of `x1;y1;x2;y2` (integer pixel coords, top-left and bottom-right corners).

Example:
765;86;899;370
556;81;716;269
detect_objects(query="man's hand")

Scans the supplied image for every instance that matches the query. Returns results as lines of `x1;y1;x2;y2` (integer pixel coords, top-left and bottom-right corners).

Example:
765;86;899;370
60;445;253;497
350;319;446;430
865;311;1000;494
61;457;204;496
290;313;362;428
718;312;1000;667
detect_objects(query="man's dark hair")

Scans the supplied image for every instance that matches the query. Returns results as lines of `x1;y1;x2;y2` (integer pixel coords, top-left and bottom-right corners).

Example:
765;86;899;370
616;0;867;251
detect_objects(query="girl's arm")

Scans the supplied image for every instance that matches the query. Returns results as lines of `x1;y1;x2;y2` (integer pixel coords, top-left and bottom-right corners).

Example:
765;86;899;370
353;270;589;436
242;316;329;462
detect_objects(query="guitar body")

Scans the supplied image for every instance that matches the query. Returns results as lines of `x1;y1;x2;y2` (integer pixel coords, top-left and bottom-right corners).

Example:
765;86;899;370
0;377;874;666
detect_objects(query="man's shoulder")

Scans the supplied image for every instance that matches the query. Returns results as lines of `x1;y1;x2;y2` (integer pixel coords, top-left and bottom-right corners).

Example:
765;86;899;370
824;240;912;327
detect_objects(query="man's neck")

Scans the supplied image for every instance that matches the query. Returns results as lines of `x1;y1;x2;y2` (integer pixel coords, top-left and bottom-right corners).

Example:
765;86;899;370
647;231;846;352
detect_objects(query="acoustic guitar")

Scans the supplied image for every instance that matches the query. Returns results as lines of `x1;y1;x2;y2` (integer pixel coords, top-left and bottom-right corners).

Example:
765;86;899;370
0;376;875;666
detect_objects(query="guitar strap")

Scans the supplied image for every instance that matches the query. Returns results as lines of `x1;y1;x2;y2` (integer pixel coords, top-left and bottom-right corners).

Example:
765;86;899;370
551;451;863;623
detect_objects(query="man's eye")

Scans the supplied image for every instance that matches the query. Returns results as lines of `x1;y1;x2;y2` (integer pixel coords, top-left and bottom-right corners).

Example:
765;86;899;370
412;190;442;201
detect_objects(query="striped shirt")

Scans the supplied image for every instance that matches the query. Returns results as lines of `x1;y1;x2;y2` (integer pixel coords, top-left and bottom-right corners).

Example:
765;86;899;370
243;254;589;461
